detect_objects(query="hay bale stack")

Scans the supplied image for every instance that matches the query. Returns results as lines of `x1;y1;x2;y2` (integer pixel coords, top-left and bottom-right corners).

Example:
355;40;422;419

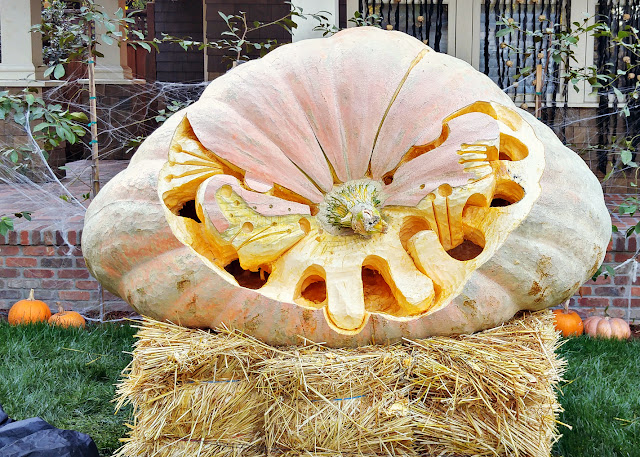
114;311;564;457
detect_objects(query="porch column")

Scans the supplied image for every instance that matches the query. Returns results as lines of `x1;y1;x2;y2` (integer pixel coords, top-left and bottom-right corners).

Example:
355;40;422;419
291;0;340;42
94;0;132;81
0;0;44;83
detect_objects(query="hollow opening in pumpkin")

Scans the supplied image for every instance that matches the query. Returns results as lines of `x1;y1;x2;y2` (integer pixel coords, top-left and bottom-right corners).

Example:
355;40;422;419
446;229;485;261
362;257;404;316
499;134;529;161
490;181;525;207
399;216;432;251
294;266;327;309
446;239;484;261
300;276;327;306
178;200;201;223
224;259;269;289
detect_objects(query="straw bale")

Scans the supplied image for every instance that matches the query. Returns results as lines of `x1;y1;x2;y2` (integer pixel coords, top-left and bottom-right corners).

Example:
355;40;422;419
264;393;415;457
407;312;564;457
114;311;564;457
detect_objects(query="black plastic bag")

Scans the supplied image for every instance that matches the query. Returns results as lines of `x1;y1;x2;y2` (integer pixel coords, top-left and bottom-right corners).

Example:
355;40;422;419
0;404;99;457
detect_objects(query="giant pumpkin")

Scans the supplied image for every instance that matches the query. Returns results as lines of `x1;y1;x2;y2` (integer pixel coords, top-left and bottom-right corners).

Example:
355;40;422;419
82;27;610;346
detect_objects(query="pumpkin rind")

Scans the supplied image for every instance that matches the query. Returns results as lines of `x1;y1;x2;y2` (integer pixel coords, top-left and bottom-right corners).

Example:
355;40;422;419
8;290;52;325
552;309;583;337
82;28;610;346
49;304;86;328
584;316;630;340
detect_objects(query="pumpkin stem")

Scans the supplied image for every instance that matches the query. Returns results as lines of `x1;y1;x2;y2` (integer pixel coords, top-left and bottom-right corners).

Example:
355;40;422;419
28;289;35;301
604;304;610;318
563;299;570;313
56;302;65;314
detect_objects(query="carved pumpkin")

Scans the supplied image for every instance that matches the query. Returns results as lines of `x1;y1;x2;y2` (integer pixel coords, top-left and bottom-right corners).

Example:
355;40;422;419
82;27;610;346
584;316;631;340
49;304;86;329
552;301;583;337
8;289;52;325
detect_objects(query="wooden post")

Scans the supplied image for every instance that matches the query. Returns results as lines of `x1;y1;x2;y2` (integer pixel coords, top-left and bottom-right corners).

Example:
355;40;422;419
87;19;104;322
534;64;543;119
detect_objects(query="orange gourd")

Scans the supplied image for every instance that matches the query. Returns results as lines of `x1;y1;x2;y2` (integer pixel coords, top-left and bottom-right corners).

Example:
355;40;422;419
8;289;52;324
552;300;583;337
48;303;86;329
583;316;631;340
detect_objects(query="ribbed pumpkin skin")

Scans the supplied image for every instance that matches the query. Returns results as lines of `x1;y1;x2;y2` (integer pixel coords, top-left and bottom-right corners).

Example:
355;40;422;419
584;316;631;340
82;28;610;346
552;309;584;337
49;310;86;328
8;292;52;325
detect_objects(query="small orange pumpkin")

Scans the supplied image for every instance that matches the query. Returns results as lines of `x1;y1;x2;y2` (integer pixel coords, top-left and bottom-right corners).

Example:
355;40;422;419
584;316;631;340
552;300;583;337
49;303;86;329
8;289;52;324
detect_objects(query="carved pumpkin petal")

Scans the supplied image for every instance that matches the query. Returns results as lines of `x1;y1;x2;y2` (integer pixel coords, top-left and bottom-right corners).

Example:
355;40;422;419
383;112;501;207
370;52;514;179
189;28;426;185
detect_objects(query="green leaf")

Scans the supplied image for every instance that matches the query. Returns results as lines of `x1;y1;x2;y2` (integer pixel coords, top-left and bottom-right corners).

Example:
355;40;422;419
32;122;51;132
68;112;88;121
605;265;616;277
139;42;151;52
53;64;65;79
10;150;19;163
495;28;513;38
102;34;114;45
43;66;55;78
612;224;619;233
0;217;13;236
621;149;633;165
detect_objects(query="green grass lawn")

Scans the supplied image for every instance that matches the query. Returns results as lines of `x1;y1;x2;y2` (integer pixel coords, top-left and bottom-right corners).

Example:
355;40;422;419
0;321;137;457
0;321;638;457
553;337;640;457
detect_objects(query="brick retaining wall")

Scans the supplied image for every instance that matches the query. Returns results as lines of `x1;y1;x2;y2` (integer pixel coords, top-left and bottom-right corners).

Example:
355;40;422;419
0;229;130;315
570;232;640;322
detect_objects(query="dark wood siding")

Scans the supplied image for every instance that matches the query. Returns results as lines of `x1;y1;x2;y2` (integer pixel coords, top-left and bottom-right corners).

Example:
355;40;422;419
339;0;347;29
154;0;204;82
205;0;292;78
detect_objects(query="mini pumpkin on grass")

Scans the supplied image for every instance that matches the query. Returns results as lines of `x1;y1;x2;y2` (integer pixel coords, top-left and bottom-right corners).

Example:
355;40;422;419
584;315;630;340
49;303;86;329
552;300;583;337
8;289;52;325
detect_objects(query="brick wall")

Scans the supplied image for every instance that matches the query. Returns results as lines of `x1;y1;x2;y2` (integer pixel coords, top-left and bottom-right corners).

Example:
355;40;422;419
0;229;130;316
568;231;640;322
